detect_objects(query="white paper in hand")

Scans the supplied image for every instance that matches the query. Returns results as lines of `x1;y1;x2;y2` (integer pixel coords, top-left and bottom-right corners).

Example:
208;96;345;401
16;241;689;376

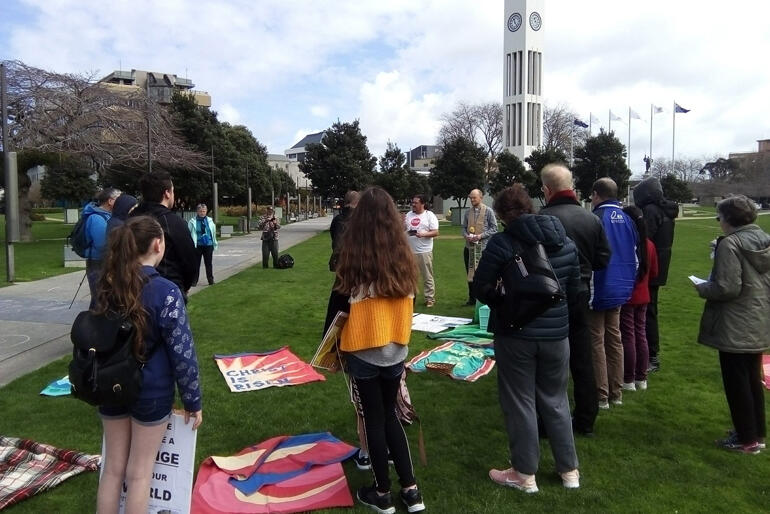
688;275;707;285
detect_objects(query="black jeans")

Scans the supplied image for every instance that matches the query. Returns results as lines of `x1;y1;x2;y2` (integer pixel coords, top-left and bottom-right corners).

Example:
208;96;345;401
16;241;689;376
569;289;598;431
463;247;474;302
346;354;416;493
646;285;660;359
85;259;103;309
262;239;279;268
719;351;766;444
195;245;214;285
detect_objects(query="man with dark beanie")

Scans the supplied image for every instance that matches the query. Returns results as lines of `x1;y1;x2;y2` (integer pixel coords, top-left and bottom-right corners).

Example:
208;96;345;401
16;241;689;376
540;163;611;435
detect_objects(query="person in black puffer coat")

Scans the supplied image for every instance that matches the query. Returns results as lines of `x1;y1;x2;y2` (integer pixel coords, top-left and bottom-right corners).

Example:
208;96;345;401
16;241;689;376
473;184;582;493
632;177;678;371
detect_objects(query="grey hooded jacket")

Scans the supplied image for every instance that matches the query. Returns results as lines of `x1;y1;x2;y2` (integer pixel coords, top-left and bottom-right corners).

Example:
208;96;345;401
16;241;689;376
695;224;770;353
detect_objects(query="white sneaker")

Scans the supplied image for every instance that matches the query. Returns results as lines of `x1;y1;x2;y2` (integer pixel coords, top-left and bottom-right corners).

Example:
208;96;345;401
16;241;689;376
610;398;623;406
489;467;538;493
598;400;610;410
635;380;648;390
622;382;636;391
560;469;580;489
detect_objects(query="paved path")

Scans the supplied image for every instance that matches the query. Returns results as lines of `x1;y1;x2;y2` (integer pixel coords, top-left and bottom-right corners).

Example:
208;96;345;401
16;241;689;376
0;216;331;386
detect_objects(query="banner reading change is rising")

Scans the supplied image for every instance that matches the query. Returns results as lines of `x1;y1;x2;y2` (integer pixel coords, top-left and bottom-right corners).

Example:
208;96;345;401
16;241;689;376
214;347;325;392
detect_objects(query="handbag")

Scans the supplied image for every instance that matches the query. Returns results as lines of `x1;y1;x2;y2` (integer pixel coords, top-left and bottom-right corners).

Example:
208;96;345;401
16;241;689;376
498;236;565;330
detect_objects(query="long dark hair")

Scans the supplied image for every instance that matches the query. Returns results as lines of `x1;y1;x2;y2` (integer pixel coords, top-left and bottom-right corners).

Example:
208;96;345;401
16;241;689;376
94;216;163;360
335;186;418;298
623;205;648;279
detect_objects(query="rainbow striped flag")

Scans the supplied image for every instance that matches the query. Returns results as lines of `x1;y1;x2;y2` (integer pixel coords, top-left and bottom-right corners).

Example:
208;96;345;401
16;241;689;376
191;433;357;513
214;347;324;392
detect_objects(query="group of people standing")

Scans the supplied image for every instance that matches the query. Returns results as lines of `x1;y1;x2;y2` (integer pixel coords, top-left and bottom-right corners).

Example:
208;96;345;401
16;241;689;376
468;164;681;493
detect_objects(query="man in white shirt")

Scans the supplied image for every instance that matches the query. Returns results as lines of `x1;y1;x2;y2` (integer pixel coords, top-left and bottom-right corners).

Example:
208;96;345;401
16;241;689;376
405;194;440;307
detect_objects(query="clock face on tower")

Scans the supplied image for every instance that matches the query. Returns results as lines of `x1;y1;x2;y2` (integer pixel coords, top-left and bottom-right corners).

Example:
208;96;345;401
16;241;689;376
529;11;542;31
507;12;522;32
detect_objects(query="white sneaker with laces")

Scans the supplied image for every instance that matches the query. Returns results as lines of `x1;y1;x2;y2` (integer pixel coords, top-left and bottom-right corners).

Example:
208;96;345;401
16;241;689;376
489;467;538;493
622;382;636;391
635;380;648;390
560;469;580;489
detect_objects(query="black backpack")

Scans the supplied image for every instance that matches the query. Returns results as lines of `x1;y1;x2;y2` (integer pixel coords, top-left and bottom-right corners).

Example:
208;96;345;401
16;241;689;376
276;254;295;269
498;237;565;330
69;208;107;258
68;310;148;407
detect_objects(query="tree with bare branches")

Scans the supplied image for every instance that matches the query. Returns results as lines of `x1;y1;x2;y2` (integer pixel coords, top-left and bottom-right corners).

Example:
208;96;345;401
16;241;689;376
1;60;206;239
438;101;502;179
543;103;587;155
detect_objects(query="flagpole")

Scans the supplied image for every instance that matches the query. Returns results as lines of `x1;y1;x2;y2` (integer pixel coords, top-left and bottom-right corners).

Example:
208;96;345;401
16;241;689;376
649;104;653;167
570;121;574;167
608;109;611;133
589;112;592;135
627;107;631;170
671;101;676;174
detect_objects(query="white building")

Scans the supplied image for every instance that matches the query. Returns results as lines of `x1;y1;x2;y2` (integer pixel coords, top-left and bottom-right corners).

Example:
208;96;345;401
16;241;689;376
267;154;310;189
503;0;544;162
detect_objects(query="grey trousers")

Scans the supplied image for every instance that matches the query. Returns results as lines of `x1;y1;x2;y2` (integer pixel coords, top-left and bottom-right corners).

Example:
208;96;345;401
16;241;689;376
494;335;578;475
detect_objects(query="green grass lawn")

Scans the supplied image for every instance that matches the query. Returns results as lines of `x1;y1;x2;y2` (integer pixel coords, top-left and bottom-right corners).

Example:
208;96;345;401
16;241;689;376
2;219;770;512
0;216;80;284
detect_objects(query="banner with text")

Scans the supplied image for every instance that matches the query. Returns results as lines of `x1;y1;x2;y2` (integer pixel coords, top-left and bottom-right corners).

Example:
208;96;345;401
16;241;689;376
214;347;325;392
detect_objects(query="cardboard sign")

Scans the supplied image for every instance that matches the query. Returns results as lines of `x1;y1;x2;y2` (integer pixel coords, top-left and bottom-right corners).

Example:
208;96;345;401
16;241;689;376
101;412;197;514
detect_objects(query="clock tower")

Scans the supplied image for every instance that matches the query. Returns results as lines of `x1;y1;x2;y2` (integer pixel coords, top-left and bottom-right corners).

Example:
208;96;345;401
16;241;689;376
503;0;544;162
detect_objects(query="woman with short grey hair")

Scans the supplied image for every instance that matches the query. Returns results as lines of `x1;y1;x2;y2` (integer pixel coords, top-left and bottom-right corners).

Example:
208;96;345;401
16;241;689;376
694;195;770;454
187;203;218;285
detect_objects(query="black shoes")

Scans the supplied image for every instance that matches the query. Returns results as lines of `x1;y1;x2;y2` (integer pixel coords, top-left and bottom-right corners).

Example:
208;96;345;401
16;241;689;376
352;449;371;470
400;487;426;512
647;356;660;373
357;485;395;514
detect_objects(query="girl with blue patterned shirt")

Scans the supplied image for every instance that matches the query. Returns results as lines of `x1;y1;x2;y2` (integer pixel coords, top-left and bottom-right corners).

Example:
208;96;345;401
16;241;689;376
95;216;202;514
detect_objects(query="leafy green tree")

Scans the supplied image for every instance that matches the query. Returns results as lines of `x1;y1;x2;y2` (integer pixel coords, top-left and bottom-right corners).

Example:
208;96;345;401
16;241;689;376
489;151;530;196
167;92;271;207
40;155;96;206
660;174;693;203
373;141;429;204
429;136;486;209
524;147;568;200
700;157;739;182
572;130;631;199
300;120;376;200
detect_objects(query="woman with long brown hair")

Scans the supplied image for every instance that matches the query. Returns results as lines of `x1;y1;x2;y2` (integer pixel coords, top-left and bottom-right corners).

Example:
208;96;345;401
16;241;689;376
335;186;425;513
95;216;202;514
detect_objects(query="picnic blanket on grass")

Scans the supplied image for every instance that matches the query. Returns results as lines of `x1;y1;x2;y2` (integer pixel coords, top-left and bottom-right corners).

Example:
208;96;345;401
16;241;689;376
191;433;356;513
407;341;496;382
214;347;324;392
0;436;100;510
425;324;494;345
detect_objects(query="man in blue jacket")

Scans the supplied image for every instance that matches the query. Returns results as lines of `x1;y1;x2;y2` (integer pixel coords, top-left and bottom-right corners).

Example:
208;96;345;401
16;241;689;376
84;187;120;306
589;178;638;410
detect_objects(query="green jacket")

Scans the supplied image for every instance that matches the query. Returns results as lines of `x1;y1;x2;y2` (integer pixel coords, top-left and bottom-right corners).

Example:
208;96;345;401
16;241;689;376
696;224;770;353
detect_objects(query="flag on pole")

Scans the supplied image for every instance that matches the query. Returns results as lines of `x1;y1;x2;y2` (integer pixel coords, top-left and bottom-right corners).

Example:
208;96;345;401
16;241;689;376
573;119;588;128
590;113;601;125
652;105;664;114
610;111;623;122
674;103;690;113
629;109;642;120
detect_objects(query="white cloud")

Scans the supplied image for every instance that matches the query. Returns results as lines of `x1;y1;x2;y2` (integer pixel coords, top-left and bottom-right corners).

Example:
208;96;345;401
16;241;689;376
310;105;330;118
217;103;241;124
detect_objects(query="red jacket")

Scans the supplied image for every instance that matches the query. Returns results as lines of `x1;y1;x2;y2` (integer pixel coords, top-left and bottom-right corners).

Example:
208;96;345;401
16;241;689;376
628;239;659;305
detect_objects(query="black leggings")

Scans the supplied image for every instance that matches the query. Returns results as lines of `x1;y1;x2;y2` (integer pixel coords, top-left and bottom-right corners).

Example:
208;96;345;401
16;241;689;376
353;372;416;493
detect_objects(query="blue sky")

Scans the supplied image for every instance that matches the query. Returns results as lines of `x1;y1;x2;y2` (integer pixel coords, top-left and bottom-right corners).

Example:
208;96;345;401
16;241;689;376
2;0;770;176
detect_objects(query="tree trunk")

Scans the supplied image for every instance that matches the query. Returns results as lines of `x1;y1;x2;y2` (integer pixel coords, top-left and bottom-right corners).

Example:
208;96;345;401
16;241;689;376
17;174;33;242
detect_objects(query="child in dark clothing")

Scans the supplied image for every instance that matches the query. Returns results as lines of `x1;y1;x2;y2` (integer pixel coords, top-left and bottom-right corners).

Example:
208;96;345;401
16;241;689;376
620;206;659;391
